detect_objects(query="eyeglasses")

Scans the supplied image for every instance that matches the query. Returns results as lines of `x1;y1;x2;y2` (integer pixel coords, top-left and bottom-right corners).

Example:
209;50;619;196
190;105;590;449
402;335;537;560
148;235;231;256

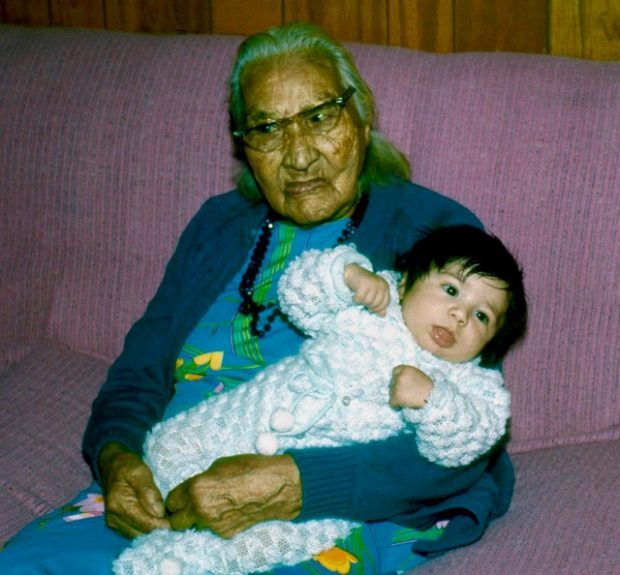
234;87;356;153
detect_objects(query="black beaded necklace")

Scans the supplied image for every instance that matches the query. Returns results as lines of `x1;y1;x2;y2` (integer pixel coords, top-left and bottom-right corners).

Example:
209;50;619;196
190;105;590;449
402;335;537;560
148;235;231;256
238;193;369;337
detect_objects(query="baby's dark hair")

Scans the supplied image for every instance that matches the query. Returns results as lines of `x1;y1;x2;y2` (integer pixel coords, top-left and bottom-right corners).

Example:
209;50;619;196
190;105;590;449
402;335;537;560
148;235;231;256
396;225;528;367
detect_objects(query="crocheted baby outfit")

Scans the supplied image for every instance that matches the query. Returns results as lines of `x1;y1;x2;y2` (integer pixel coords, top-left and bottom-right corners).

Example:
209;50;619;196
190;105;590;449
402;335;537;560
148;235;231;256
113;245;510;575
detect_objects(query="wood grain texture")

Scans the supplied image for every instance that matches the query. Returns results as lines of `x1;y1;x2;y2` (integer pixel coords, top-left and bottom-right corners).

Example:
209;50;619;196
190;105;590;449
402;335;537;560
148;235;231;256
1;0;618;60
211;0;280;35
105;0;211;34
454;0;547;54
50;0;105;29
387;0;453;52
0;0;50;27
550;0;620;60
284;0;387;43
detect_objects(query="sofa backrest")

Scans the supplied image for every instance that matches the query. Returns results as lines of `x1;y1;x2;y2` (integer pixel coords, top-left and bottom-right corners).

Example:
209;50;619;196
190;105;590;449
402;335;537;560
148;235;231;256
0;27;239;362
0;26;618;453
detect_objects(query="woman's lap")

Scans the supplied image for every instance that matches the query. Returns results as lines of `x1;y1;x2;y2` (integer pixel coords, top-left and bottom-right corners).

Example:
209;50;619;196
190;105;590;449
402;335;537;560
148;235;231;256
0;484;439;575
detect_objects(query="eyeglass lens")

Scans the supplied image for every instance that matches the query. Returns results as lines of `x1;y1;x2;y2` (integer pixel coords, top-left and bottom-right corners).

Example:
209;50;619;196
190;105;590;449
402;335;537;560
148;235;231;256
242;92;351;152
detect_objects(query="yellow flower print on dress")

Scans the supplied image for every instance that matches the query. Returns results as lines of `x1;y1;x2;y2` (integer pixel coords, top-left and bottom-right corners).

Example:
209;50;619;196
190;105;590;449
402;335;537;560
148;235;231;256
194;352;223;369
175;351;224;381
63;493;105;522
313;546;358;574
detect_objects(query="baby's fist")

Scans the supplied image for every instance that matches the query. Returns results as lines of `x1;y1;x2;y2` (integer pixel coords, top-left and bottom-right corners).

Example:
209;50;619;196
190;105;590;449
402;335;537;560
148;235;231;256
344;263;390;316
389;365;434;409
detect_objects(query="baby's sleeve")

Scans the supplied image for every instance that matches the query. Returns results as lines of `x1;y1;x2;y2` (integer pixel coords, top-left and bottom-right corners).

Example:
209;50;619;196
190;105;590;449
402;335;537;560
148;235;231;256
402;365;510;467
277;245;371;337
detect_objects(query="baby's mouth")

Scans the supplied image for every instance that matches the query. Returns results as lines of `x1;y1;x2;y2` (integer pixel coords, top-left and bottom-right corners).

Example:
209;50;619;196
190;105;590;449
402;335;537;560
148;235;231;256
431;325;456;348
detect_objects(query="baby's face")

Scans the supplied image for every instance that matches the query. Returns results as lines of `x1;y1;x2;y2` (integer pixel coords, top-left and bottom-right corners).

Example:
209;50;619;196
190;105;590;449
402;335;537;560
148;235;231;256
400;264;509;363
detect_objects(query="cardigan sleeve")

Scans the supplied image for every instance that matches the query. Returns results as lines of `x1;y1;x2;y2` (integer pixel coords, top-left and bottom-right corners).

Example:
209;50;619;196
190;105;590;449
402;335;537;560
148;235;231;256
82;191;260;481
288;433;493;522
288;432;515;560
402;364;510;467
82;207;204;479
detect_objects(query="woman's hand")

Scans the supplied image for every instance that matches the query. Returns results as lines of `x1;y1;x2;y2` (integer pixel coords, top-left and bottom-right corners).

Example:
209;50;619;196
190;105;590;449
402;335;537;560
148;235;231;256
166;453;302;538
389;364;434;409
344;263;390;316
98;442;170;538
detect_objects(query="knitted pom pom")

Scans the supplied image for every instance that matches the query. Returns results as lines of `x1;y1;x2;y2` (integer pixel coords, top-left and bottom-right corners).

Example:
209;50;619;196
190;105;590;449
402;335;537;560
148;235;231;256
256;432;279;455
270;408;295;432
159;557;182;575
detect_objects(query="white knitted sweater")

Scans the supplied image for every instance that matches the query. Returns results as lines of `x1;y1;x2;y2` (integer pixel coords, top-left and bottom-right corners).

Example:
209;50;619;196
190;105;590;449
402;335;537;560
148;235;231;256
114;245;510;575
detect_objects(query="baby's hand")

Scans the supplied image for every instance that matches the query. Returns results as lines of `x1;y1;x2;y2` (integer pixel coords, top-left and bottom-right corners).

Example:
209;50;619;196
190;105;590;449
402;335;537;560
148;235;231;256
344;263;390;316
389;365;434;409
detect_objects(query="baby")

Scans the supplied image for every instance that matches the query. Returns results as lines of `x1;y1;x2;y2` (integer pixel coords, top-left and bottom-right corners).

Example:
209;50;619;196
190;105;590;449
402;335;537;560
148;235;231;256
114;225;528;575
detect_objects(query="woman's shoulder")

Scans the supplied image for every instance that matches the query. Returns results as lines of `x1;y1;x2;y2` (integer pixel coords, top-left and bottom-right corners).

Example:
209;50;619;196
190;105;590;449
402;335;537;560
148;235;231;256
189;189;266;228
195;188;260;217
355;179;483;269
372;178;473;215
176;189;266;249
368;178;482;230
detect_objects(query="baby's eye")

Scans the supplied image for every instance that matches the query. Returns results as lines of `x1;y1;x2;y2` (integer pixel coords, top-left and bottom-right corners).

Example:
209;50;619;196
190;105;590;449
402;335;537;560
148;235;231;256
442;284;458;296
475;311;489;324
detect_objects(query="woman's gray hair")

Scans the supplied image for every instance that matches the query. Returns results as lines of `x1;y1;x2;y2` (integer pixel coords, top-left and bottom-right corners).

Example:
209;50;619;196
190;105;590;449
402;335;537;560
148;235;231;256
228;22;410;201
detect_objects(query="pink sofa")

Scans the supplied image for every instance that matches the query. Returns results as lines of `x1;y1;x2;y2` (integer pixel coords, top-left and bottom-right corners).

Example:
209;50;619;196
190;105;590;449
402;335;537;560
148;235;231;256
1;25;618;574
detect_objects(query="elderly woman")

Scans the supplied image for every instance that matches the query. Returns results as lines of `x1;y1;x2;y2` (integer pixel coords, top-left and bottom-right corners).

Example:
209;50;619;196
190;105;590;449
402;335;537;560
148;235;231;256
0;23;513;575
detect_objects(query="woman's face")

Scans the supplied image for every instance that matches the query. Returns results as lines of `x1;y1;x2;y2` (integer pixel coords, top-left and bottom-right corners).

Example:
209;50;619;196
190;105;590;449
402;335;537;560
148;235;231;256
240;58;370;225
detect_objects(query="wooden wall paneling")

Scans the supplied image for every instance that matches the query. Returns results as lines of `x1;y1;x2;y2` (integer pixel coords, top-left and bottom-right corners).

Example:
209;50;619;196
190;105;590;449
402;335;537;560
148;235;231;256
549;0;584;58
455;0;547;54
284;0;388;44
387;0;454;52
50;0;105;30
0;0;51;27
105;0;212;34
103;0;145;32
1;0;618;61
165;0;212;34
549;0;620;60
211;0;281;36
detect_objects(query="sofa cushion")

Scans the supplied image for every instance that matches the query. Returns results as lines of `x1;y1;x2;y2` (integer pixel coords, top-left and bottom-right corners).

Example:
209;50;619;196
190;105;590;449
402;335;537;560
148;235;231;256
0;26;239;362
0;344;109;543
412;440;620;574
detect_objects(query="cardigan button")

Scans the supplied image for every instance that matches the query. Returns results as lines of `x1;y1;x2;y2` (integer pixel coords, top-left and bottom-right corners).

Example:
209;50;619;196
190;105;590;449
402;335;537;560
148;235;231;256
342;395;351;406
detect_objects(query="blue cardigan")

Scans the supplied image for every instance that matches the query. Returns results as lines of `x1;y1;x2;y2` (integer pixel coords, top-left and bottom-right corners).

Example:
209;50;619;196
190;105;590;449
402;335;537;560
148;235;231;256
83;178;514;556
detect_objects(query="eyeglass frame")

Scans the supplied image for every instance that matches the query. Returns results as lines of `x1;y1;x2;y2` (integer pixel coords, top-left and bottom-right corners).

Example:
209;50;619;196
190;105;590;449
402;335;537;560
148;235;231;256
233;87;356;152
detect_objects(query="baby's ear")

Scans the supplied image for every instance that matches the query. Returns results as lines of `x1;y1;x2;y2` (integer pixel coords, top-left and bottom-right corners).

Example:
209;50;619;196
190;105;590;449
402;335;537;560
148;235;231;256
398;273;407;300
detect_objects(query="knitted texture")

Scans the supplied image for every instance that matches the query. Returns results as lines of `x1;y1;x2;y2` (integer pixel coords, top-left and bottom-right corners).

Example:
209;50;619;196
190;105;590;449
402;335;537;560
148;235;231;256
113;518;354;575
114;245;509;575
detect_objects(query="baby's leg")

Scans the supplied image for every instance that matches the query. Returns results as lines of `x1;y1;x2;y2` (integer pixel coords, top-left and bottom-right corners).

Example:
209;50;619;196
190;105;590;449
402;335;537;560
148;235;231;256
145;358;298;496
143;393;254;496
114;517;357;575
